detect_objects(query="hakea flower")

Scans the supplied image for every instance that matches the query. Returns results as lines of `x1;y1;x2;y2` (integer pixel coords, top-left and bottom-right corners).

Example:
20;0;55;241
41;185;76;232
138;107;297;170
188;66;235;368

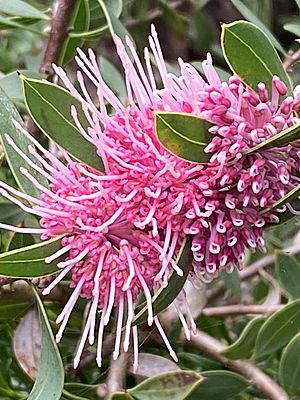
53;25;300;283
1;25;300;368
0;120;196;369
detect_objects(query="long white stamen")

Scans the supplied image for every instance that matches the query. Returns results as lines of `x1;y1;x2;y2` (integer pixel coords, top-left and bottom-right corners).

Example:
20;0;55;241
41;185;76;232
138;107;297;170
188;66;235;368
0;222;45;234
96;301;107;367
42;263;74;296
136;268;153;326
123;290;134;352
55;275;86;340
132;325;139;373
154;316;178;362
57;246;90;268
104;274;116;325
74;303;93;368
113;295;124;360
45;245;71;264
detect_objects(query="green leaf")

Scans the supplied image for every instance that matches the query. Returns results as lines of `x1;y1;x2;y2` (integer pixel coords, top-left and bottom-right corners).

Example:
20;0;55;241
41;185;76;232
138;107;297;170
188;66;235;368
0;236;63;278
0;298;30;320
155;112;212;163
222;317;266;359
0;203;26;229
99;57;126;98
0;86;48;198
275;252;300;299
230;0;285;54
133;238;193;326
221;20;292;95
283;22;300;37
279;332;300;396
188;370;249;400
0;15;46;34
295;0;300;10
253;299;300;359
220;269;241;298
245;122;300;155
28;288;64;400
59;0;90;65
63;383;100;400
22;76;104;172
8;232;36;251
110;393;134;400
0;70;41;104
0;0;48;20
128;370;203;400
262;183;300;214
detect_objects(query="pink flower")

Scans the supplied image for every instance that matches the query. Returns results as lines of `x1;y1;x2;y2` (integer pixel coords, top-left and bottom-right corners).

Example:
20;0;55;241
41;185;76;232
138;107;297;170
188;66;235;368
54;25;300;283
1;25;300;369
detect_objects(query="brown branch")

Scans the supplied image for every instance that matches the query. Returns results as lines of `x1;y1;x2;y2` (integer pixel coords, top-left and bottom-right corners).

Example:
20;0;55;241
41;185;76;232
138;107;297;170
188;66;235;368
202;304;281;317
207;242;300;301
160;305;289;400
186;330;289;400
40;0;77;75
283;48;300;71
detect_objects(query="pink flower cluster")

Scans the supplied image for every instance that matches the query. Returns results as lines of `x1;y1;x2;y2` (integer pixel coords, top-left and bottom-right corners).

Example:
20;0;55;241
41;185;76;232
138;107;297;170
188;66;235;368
1;25;299;368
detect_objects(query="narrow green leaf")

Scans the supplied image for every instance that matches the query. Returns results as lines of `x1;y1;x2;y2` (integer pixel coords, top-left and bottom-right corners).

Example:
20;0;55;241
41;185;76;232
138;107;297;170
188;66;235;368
0;0;48;20
221;21;292;95
110;393;134;400
0;70;42;104
276;252;300;299
59;0;90;65
188;370;249;400
253;299;300;359
262;183;300;214
0;15;46;34
283;22;300;37
0;86;48;198
245;122;300;155
133;238;192;326
28;288;64;400
22;76;104;172
8;232;36;251
155;112;212;163
222;317;266;359
0;236;63;278
0;299;30;320
128;370;203;400
0;203;26;229
230;0;285;54
99;57;126;98
279;332;300;396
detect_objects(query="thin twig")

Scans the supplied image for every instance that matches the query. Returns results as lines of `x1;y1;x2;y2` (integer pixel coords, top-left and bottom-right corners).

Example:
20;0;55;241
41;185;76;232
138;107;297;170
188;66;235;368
186;330;289;400
103;352;130;400
207;241;300;301
283;48;300;71
40;0;77;75
202;304;281;316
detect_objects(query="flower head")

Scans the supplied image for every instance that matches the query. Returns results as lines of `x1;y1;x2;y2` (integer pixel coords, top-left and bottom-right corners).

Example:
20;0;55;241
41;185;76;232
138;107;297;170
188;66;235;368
1;25;300;369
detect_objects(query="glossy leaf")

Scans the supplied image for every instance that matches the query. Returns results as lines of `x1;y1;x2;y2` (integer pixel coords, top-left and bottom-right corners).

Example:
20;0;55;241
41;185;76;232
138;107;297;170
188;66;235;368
188;370;249;400
284;22;300;37
59;0;90;65
222;317;265;359
245;122;300;155
0;0;48;20
221;21;292;95
133;238;193;325
99;57;126;98
128;370;203;400
155;112;212;163
0;236;63;278
110;393;133;400
262;183;300;214
254;299;300;359
275;252;300;299
279;332;300;396
0;298;30;320
0;86;48;197
8;232;36;251
22;76;104;171
28;288;64;400
230;0;285;53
